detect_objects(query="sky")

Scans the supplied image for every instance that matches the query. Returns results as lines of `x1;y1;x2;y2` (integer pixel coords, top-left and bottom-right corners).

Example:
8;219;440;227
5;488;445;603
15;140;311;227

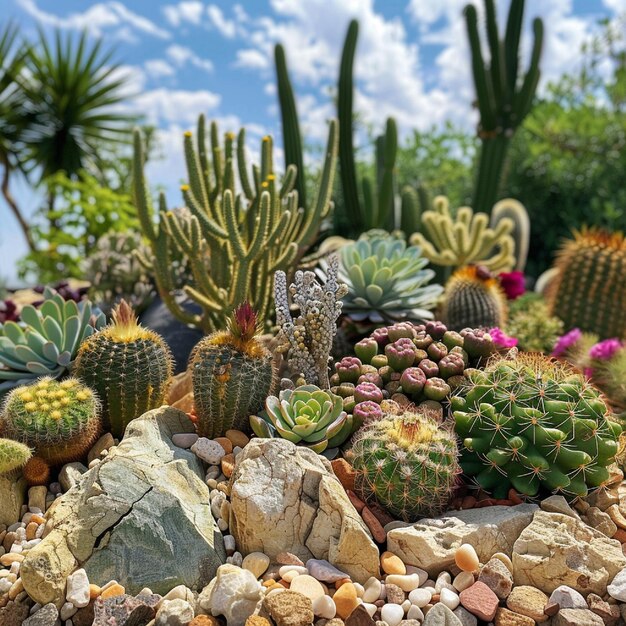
0;0;624;284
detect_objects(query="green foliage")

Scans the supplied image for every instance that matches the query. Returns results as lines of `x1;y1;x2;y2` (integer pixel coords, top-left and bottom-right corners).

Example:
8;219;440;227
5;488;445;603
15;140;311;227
506;294;563;353
350;401;459;521
1;377;102;466
453;353;621;498
0;438;32;475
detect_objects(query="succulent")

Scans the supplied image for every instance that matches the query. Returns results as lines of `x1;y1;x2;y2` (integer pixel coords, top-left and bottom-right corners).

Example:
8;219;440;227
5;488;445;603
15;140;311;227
338;233;442;324
547;228;626;339
74;300;173;438
191;303;274;439
22;456;51;486
453;352;621;498
0;377;102;466
441;266;508;331
0;287;106;393
0;438;32;476
350;401;460;522
506;294;564;353
250;384;352;454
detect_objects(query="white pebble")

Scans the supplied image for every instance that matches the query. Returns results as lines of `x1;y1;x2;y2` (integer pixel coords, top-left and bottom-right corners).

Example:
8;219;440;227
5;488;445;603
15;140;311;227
363;603;377;618
405;566;429;586
266;587;286;598
435;572;451;592
224;535;236;552
453;571;474;592
385;573;422;592
191;438;226;465
354;582;364;598
279;565;308;577
408;587;432;608
407;605;424;621
217;518;228;532
401;599;411;613
362;577;382;603
0;579;11;594
312;595;336;619
440;587;460;610
66;568;90;608
381;603;404;626
281;570;300;583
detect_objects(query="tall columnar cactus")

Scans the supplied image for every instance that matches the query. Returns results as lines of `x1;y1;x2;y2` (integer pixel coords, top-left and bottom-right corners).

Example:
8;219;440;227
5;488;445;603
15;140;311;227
350;401;460;522
441;266;508;331
453;352;621;498
490;199;530;272
546;229;626;339
465;0;543;213
190;303;274;438
0;377;102;465
410;196;516;272
133;116;338;332
74;300;173;438
0;438;31;476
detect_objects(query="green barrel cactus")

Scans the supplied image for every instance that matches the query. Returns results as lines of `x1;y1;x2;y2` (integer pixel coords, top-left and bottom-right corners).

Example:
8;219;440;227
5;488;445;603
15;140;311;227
1;377;102;466
250;384;352;454
191;303;274;438
453;352;621;498
0;438;32;476
350;401;459;522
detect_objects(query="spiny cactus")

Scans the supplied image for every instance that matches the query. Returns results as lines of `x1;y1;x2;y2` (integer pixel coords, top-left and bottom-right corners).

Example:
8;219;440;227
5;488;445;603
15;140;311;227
22;456;50;486
74;300;173;438
1;377;102;466
546;228;626;339
506;294;563;353
350;401;459;522
453;352;621;498
410;196;517;272
0;438;31;476
441;266;508;331
133;116;338;332
190;303;274;438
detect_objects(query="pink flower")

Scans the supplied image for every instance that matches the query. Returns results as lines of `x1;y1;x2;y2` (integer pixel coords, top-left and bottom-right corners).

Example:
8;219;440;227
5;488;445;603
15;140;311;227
499;271;526;300
489;327;518;349
552;328;582;357
589;338;622;361
583;367;594;379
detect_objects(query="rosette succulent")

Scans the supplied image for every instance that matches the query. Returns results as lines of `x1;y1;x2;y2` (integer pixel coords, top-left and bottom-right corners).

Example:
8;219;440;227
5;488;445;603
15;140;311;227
250;384;353;453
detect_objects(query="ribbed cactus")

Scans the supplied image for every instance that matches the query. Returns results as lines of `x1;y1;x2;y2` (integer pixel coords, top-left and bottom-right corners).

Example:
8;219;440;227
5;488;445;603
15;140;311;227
350;401;459;521
453;352;621;498
133;116;338;332
546;228;626;339
74;300;173;438
0;377;102;466
466;0;543;213
490;199;530;272
190;303;274;438
0;438;31;475
442;266;508;331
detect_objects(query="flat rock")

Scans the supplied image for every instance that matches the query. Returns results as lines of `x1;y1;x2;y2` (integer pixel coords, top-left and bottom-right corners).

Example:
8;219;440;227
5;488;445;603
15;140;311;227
512;511;626;595
263;590;314;626
58;462;88;492
540;495;579;519
230;439;380;583
422;603;462;626
553;609;604;626
22;604;59;626
386;505;537;577
506;586;548;622
20;407;226;607
0;475;26;527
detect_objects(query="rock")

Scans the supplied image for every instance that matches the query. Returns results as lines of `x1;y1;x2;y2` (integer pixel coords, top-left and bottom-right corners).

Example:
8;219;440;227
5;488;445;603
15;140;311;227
156;599;195;625
455;544;479;572
512;511;626;595
540;495;579;518
586;507;618;538
477;557;513;600
362;578;382;604
59;463;88;492
361;507;386;543
192;438;226;465
381;551;406;575
587;593;620;624
607;567;626;600
246;618;271;626
459;581;499;622
20;407;226;606
453;607;477;626
225;430;250;449
506;586;548;622
380;604;404;626
263;590;315;626
88;433;115;464
422;603;463;626
384;584;405;605
494;608;534;626
22;604;59;626
230;439;380;583
242;553;270;579
161;585;195;604
306;559;349;583
345;604;374;626
208;564;263;626
587;488;619;511
331;459;356;491
313;595;337;620
173;434;199;449
548;586;587;609
101;583;126;600
73;604;96;626
408;588;432;607
277;553;305;567
290;575;326;602
28;485;47;512
194;618;222;626
333;583;359;620
0;475;26;527
387;505;537;576
553;609;604;626
92;593;161;626
67;568;90;608
0;601;30;626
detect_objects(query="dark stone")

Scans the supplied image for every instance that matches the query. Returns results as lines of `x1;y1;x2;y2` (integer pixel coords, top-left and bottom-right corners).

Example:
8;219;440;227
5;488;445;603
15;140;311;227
345;605;376;626
0;601;30;626
93;593;162;626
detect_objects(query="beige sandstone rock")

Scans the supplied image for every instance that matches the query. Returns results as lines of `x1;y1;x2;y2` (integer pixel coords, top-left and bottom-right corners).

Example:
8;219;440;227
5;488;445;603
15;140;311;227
0;475;26;527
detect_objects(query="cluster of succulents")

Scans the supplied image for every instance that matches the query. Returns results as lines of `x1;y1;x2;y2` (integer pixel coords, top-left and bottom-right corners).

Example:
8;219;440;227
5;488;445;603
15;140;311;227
506;293;564;353
453;352;621;499
331;321;497;427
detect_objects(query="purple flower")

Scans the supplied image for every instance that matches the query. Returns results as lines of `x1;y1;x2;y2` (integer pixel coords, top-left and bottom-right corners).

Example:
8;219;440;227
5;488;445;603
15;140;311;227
583;367;594;379
552;328;582;357
489;327;518;349
589;338;622;361
499;271;526;300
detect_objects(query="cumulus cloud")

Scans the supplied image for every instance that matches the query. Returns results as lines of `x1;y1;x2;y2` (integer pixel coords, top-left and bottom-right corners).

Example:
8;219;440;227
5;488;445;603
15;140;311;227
207;5;237;38
145;59;176;78
162;0;204;27
166;44;214;73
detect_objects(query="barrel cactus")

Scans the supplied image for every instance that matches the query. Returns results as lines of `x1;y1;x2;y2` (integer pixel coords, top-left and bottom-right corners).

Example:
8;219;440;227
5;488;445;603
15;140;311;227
74;300;173;438
0;377;102;465
191;303;274;438
250;384;352;454
0;438;32;476
453;352;621;498
350;401;459;521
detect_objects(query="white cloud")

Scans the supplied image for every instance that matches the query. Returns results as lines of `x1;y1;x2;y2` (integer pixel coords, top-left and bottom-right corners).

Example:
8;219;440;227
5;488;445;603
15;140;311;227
134;89;221;126
145;59;176;78
603;0;626;11
162;1;204;27
235;48;269;70
166;44;214;73
207;5;237;38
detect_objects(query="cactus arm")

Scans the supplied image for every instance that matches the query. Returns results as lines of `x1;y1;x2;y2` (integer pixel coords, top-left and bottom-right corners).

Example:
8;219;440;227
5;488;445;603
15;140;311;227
362;177;376;229
491;199;530;271
279;164;297;198
504;0;524;98
485;0;504;105
400;186;420;235
516;18;543;121
184;130;209;210
132;128;157;242
261;135;273;181
197;114;213;201
376;117;398;230
236;128;254;201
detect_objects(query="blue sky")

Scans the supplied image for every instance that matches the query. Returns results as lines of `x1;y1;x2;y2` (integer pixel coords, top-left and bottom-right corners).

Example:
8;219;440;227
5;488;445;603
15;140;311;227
0;0;623;284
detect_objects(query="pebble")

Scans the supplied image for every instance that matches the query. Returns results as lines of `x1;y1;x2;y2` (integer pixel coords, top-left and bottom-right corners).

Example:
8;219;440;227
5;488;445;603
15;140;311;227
385;584;406;605
221;453;235;478
87;433;115;463
381;604;404;626
406;605;424;621
276;552;304;566
172;433;199;449
161;584;194;604
455;544;479;572
494;608;536;626
459;582;499;622
313;595;337;619
607;567;626;601
23;603;58;626
385;574;422;592
66;568;90;608
548;585;587;609
0;554;23;566
453;571;474;593
453;606;478;626
282;570;301;583
362;507;386;543
242;552;270;579
477;557;513;600
225;429;249;448
191;438;226;465
156;598;195;626
505;586;548;623
290;575;326;601
60;602;77;620
334;582;359;619
362;578;382;604
440;587;460;610
408;588;432;608
214;437;234;454
307;559;350;583
100;583;125;599
491;553;513;574
224;535;236;554
381;551;406;575
279;565;309;578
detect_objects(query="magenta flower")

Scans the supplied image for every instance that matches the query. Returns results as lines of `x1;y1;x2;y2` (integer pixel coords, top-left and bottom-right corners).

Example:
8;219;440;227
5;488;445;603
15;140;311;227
589;338;622;361
552;328;582;357
489;327;518;349
499;271;526;300
583;367;594;379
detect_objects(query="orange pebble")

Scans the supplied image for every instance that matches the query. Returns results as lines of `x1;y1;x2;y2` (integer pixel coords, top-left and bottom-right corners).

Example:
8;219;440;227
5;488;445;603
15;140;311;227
214;437;233;454
100;583;125;599
221;453;235;478
30;514;46;525
89;584;101;599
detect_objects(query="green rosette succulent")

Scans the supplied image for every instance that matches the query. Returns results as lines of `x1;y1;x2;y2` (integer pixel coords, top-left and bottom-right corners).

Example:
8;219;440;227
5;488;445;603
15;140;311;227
250;384;352;453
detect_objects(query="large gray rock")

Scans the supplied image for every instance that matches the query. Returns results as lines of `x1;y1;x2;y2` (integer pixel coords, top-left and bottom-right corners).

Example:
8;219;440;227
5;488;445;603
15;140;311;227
386;504;538;577
229;438;380;583
0;475;26;526
21;407;225;607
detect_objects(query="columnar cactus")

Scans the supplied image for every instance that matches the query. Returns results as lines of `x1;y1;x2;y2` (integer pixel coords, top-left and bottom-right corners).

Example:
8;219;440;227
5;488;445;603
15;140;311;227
350;401;460;521
74;300;173;438
190;303;274;438
0;377;102;465
0;438;31;475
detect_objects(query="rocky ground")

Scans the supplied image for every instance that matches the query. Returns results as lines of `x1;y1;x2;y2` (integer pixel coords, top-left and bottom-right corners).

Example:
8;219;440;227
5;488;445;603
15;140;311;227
2;407;626;626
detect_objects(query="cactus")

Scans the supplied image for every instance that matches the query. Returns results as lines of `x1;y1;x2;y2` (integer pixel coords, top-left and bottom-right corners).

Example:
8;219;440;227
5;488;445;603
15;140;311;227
410;196;516;272
74;300;173;438
0;377;102;466
490;199;530;272
546;228;626;339
250;384;352;454
441;266;508;331
506;294;563;353
0;438;31;476
133;116;338;332
0;287;106;393
453;351;621;498
22;456;50;486
350;400;459;521
190;303;274;438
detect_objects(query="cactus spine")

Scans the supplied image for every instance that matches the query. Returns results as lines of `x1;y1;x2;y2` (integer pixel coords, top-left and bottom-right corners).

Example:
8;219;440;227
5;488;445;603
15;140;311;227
190;303;274;438
0;438;31;476
74;300;173;438
22;456;50;486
